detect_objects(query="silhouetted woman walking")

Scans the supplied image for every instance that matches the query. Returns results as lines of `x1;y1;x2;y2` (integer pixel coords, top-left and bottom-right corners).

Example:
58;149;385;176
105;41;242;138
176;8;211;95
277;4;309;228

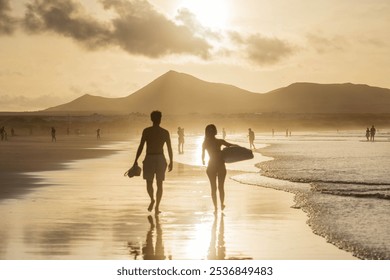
202;124;236;212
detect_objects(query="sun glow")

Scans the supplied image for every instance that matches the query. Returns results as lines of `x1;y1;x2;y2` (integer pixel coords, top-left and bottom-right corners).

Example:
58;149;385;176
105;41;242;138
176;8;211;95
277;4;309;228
179;0;231;30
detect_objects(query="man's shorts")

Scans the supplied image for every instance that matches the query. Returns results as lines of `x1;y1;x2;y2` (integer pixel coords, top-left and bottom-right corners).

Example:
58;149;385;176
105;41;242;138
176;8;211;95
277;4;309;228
142;154;167;181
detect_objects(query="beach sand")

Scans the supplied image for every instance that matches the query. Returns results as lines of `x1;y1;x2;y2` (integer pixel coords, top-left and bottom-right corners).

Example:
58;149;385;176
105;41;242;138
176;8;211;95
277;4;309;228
0;136;356;259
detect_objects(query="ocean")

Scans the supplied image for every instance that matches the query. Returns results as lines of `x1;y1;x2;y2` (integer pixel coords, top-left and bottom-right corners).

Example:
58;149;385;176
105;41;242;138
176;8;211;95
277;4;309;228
176;131;390;260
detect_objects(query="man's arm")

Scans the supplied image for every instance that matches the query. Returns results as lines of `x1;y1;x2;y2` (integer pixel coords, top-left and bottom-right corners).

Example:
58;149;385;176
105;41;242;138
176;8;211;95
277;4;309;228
166;131;173;172
134;131;146;165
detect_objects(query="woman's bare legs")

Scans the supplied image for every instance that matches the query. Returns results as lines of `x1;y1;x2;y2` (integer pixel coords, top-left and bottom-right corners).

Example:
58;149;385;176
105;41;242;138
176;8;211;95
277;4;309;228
218;168;227;211
207;169;218;212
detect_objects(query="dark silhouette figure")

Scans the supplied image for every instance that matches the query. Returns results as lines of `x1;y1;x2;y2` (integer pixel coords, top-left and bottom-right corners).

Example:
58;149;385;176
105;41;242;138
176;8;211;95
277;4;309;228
365;127;370;141
208;213;226;260
96;128;101;140
0;126;4;141
134;111;173;214
177;127;185;154
202;124;236;212
51;127;56;142
370;125;376;142
2;129;8;141
142;215;166;260
248;128;256;149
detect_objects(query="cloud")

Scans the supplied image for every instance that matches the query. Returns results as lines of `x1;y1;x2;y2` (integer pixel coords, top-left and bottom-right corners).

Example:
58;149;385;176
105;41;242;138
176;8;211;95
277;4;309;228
230;32;296;66
103;0;211;58
358;37;388;48
23;0;112;49
175;8;221;41
0;93;70;111
0;0;17;35
0;69;23;77
21;0;211;58
306;33;348;54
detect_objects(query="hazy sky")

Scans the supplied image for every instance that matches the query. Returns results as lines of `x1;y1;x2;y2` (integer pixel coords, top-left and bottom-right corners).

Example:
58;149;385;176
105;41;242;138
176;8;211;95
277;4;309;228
1;0;389;111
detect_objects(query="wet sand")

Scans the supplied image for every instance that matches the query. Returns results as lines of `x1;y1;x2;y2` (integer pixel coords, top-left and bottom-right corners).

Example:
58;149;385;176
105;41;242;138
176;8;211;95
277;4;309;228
0;136;356;259
0;135;123;200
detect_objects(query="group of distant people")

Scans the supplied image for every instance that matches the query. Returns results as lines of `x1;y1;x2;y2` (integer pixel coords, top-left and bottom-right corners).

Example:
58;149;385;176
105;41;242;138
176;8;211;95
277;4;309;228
49;127;102;142
365;125;376;142
0;126;15;141
1;125;102;143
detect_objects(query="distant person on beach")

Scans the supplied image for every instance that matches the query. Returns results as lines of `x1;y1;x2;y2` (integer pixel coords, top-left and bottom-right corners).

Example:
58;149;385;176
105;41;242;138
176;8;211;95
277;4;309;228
365;128;370;141
370;125;376;142
248;128;256;149
2;129;8;141
0;126;4;141
222;128;226;140
96;128;101;140
272;129;274;137
177;127;184;154
133;111;173;214
202;124;237;213
51;127;56;142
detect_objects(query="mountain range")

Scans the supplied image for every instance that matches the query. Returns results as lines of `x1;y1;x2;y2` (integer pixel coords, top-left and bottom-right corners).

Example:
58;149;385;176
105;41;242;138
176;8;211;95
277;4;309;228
45;70;390;115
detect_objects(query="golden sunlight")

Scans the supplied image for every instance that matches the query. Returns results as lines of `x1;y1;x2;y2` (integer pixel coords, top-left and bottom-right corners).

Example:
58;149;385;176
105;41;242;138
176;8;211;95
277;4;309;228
179;0;231;29
184;222;212;259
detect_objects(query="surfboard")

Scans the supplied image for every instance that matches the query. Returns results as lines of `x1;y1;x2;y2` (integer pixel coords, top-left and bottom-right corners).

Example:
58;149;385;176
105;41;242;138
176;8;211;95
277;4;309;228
222;146;254;163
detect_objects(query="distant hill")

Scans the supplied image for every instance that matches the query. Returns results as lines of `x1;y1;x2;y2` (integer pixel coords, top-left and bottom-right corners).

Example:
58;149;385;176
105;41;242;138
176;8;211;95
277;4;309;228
262;82;390;114
45;70;390;114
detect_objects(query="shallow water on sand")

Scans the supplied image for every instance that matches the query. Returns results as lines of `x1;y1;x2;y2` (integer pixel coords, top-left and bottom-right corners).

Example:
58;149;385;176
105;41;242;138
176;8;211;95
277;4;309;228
233;131;390;260
0;138;355;260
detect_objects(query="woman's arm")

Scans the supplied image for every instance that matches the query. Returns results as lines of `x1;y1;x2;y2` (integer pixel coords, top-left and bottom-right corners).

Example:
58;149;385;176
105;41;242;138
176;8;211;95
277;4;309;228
201;142;206;165
221;139;238;147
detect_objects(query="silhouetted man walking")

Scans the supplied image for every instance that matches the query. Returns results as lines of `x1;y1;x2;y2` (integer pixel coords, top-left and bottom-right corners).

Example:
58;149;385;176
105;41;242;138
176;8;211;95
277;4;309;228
133;111;173;214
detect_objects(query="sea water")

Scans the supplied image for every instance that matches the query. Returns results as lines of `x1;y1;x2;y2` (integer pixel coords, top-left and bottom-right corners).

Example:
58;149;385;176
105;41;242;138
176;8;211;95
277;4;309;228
176;132;390;260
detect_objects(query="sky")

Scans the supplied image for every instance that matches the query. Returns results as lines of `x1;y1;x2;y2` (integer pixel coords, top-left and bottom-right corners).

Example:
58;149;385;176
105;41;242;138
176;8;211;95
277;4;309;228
1;0;389;111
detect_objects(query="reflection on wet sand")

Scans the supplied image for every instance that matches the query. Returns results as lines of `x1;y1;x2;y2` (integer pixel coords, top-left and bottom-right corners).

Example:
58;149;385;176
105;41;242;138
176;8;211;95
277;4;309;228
208;213;225;260
143;215;166;260
128;215;169;260
207;214;253;260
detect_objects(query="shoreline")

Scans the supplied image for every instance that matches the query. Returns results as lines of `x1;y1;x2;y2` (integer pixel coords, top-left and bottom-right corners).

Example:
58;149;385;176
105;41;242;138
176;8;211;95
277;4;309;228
0;134;129;200
249;138;390;260
0;135;356;259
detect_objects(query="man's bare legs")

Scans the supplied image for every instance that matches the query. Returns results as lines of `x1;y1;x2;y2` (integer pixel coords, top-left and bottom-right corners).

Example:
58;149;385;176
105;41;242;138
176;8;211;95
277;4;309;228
146;179;163;214
155;180;163;214
146;180;155;212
